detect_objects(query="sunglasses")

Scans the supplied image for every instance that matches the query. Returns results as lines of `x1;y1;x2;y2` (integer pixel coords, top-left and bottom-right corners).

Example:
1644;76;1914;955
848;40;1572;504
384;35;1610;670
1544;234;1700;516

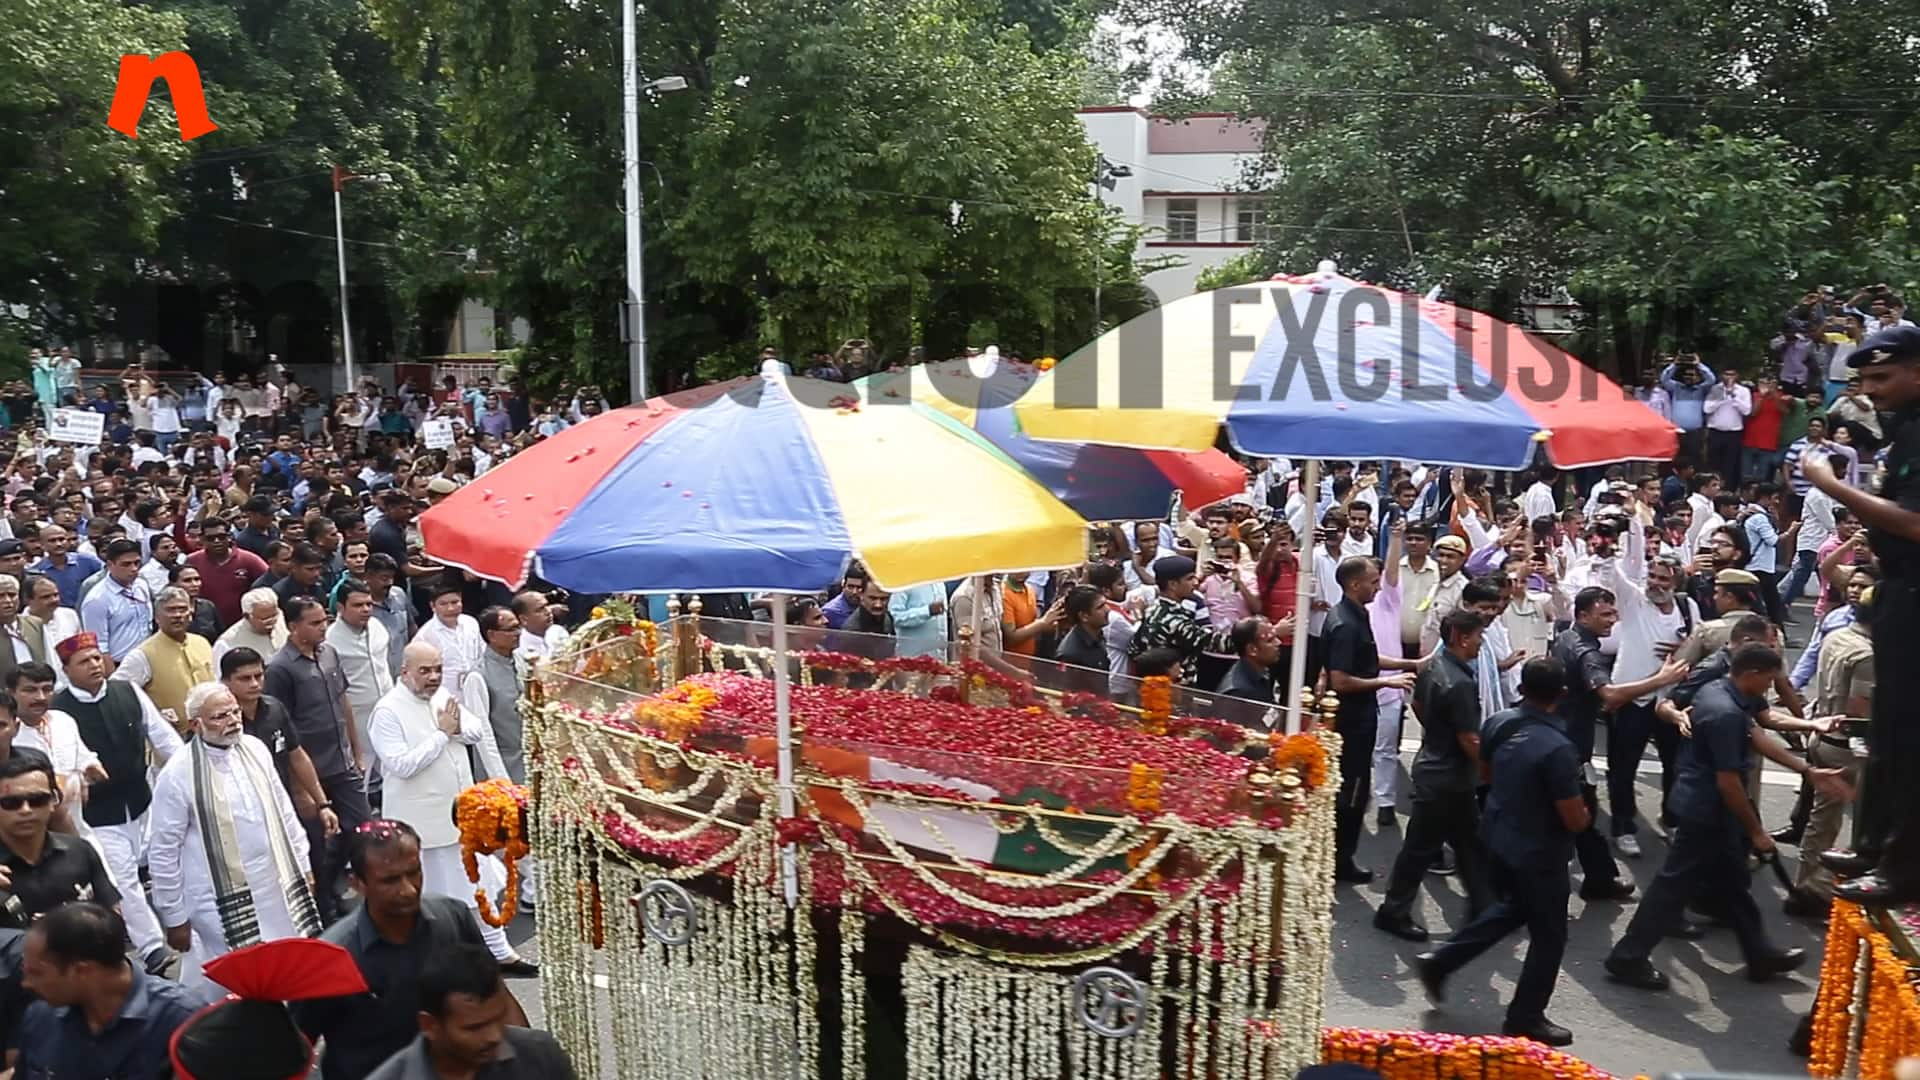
0;792;56;811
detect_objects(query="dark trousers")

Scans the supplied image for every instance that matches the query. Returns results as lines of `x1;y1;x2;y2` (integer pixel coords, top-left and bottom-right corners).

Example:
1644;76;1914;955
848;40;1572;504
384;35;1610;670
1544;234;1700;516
1707;429;1744;490
1607;702;1680;835
309;769;375;923
1756;569;1787;625
1334;716;1378;867
1424;855;1570;1026
1573;783;1621;885
1859;579;1920;889
1377;786;1492;922
1611;816;1775;966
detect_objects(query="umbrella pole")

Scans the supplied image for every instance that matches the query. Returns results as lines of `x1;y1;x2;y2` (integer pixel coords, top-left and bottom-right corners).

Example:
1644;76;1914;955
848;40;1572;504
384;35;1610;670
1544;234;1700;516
771;594;799;907
1284;459;1320;734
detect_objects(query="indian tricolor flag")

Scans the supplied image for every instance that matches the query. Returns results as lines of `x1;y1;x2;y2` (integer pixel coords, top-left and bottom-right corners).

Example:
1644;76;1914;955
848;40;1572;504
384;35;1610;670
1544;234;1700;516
746;739;1125;876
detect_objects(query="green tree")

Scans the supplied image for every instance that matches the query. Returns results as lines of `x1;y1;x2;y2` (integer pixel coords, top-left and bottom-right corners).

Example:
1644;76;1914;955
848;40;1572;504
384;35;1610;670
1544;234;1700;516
1126;0;1920;362
372;0;1136;394
0;0;195;339
1530;90;1844;367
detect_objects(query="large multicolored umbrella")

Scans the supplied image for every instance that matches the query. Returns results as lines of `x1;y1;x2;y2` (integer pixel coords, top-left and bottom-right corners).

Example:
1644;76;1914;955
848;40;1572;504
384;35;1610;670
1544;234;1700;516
419;367;1092;593
1012;267;1676;469
856;361;1246;520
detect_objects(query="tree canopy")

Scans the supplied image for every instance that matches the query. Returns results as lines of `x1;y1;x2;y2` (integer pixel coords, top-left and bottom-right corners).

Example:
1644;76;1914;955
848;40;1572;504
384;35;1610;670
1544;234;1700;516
1129;0;1920;366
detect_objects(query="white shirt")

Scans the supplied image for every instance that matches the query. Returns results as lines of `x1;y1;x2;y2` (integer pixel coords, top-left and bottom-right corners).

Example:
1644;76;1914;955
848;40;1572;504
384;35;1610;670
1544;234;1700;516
518;625;569;659
1704;382;1752;431
138;559;174;597
411;615;484;698
1798;487;1837;554
1599;518;1694;703
62;679;184;763
147;735;310;976
1339;530;1375;560
1520;482;1557;524
369;684;484;849
13;710;102;809
145;396;182;434
1309;548;1340;636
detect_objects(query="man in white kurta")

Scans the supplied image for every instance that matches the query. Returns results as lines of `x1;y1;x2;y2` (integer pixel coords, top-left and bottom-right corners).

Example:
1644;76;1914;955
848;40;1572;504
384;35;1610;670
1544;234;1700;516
148;683;315;987
369;641;526;967
410;585;484;698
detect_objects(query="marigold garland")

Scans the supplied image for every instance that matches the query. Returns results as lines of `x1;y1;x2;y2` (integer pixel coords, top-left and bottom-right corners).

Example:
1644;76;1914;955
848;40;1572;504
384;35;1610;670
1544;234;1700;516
1808;898;1920;1080
457;779;530;927
1315;1026;1618;1080
1139;676;1173;735
1269;731;1331;790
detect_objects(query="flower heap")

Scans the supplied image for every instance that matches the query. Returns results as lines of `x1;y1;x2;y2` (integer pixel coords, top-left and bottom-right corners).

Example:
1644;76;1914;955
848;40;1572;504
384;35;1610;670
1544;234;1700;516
687;672;1247;820
632;683;717;743
1315;1027;1617;1080
456;778;530;927
1138;676;1173;736
1269;731;1331;790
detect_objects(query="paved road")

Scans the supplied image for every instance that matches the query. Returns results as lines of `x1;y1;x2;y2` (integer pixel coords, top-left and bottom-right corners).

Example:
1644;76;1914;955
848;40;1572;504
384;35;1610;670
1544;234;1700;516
505;752;1824;1078
1327;743;1824;1078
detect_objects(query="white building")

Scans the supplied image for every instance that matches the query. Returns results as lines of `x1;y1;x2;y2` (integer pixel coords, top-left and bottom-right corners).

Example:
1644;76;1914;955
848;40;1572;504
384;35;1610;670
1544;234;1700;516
1076;106;1269;304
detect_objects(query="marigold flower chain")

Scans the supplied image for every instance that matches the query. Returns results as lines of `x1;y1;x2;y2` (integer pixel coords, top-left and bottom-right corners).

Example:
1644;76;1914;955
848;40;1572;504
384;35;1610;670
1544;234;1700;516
456;779;531;927
1138;676;1173;735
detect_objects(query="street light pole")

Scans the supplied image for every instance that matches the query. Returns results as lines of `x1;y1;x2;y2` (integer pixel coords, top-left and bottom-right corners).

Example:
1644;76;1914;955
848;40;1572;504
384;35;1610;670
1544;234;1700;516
331;166;390;394
619;0;690;406
621;0;645;403
332;167;357;393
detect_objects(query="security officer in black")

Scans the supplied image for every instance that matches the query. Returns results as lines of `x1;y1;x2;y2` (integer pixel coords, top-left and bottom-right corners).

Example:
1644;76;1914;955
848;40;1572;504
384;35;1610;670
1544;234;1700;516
1606;644;1824;988
1804;324;1920;904
1375;609;1493;941
1549;586;1687;901
1414;658;1586;1047
1321;555;1418;883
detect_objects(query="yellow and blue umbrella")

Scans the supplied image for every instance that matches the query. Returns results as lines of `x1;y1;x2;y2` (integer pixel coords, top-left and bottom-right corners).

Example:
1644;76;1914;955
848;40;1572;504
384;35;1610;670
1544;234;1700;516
1013;269;1677;468
856;361;1247;520
419;367;1092;592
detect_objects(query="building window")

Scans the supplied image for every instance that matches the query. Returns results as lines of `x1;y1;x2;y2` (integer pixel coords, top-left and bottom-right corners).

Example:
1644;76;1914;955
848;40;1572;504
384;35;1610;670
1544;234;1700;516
1235;199;1269;244
1164;198;1198;243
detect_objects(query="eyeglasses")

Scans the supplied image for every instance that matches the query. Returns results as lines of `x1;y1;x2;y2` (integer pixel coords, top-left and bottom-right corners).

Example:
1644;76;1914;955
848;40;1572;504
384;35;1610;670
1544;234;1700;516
0;792;56;811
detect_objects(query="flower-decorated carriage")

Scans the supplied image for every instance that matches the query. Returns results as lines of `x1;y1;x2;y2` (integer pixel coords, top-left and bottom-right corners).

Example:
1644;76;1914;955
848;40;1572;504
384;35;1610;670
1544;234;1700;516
520;601;1341;1079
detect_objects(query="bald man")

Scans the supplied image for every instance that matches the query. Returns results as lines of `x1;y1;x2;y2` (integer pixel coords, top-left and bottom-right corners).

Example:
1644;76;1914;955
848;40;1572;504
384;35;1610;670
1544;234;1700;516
367;642;532;973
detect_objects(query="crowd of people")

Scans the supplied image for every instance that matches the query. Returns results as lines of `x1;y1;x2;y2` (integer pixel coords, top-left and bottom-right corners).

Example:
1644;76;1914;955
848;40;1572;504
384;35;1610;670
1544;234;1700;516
0;350;591;1078
4;280;1916;1072
752;293;1919;1051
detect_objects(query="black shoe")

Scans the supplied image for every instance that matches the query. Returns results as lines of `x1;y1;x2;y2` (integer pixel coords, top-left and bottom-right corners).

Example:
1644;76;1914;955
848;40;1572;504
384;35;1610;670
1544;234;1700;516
1335;861;1375;885
1664;919;1707;941
499;956;540;978
1372;912;1430;942
1501;1017;1574;1047
1788;1011;1814;1058
1579;879;1636;902
1819;849;1877;878
1782;889;1829;920
1377;806;1398;828
1747;947;1808;983
1769;825;1804;847
142;945;179;977
1429;853;1456;876
1603;956;1671;990
1412;951;1447;1005
1834;872;1920;906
